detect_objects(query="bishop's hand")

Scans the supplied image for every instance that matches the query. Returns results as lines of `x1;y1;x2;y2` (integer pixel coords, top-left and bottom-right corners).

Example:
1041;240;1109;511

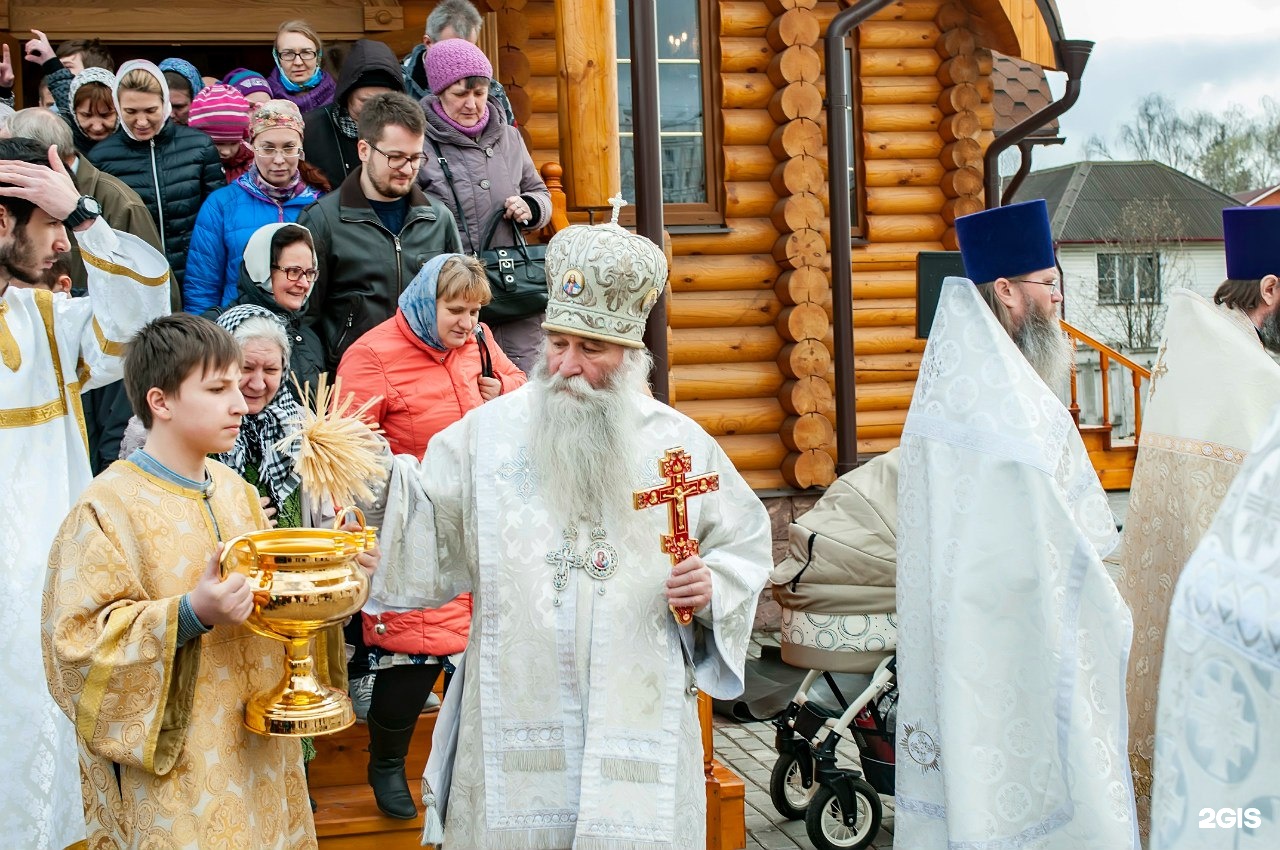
341;516;380;578
665;555;712;615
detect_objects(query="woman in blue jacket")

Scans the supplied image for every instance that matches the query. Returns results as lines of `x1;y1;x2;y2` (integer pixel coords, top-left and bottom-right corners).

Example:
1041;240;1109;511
183;99;328;313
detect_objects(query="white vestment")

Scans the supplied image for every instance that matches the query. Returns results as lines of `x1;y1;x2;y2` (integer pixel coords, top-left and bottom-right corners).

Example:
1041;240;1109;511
1117;291;1280;826
368;387;771;850
1150;406;1280;849
0;219;170;850
894;279;1138;849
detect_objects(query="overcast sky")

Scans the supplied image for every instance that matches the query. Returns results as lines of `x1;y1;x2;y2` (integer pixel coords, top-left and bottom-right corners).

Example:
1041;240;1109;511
1033;0;1280;169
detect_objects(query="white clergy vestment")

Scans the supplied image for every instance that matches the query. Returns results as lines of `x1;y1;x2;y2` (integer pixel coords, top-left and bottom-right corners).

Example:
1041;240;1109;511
1151;403;1280;849
0;219;170;850
894;279;1138;849
368;387;771;850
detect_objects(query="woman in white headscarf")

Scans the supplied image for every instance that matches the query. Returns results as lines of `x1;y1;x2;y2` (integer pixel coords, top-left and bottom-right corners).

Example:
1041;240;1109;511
87;59;225;292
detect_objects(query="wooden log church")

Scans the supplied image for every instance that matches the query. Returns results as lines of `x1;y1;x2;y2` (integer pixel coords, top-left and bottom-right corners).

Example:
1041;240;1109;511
1;0;1076;847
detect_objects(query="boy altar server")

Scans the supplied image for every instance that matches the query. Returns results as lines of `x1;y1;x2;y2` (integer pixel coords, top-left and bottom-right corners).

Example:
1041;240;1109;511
43;314;373;849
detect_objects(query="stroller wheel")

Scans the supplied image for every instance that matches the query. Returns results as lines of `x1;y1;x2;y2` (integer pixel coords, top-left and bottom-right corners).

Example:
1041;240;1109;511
805;779;882;850
768;751;816;820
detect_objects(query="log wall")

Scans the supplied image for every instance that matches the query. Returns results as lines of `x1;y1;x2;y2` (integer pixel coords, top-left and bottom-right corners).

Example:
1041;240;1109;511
501;0;1008;491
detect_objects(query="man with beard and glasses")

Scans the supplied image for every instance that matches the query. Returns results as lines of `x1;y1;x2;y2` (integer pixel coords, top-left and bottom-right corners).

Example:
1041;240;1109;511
1116;204;1280;837
0;137;170;850
895;199;1139;849
300;91;461;370
359;207;772;850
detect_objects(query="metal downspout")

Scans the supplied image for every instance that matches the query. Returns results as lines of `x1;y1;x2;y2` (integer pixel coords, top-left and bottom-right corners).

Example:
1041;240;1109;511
827;0;894;474
982;40;1094;209
1001;136;1064;205
631;0;670;403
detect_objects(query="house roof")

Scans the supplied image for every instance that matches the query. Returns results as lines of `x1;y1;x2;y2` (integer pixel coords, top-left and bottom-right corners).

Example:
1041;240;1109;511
1006;160;1238;243
991;54;1060;137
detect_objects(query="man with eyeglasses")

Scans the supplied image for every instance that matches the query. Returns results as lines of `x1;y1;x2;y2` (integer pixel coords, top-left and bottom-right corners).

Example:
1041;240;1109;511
1116;204;1280;838
300;91;461;370
895;199;1139;849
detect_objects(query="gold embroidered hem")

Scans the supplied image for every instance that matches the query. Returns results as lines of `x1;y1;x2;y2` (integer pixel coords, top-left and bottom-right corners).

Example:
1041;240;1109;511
0;396;66;428
1138;431;1248;465
82;249;172;287
92;316;126;356
0;299;22;370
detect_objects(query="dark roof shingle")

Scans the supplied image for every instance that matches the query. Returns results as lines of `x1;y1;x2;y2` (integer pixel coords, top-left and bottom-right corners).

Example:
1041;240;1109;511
1007;161;1236;242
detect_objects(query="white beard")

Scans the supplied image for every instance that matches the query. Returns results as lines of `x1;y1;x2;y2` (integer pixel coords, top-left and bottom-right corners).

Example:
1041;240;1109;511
528;348;653;526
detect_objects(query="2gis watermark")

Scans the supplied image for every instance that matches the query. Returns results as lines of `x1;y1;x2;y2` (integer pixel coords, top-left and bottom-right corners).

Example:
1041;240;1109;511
1198;807;1263;830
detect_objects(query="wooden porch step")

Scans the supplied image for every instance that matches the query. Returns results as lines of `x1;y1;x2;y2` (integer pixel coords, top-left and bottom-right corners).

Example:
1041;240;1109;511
311;711;438;849
312;784;424;850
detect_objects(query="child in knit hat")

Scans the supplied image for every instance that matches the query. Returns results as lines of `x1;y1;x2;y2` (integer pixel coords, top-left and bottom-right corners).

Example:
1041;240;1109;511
189;83;255;181
222;68;273;104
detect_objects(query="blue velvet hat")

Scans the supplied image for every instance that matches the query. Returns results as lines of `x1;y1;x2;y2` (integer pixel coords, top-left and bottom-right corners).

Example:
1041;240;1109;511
954;199;1057;284
1223;206;1280;280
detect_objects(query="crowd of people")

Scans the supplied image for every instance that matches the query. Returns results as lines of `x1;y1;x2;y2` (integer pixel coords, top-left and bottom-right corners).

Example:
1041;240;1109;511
4;5;1277;850
0;2;611;847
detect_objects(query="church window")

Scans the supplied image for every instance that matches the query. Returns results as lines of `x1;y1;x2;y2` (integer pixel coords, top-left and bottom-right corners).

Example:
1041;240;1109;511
616;0;723;225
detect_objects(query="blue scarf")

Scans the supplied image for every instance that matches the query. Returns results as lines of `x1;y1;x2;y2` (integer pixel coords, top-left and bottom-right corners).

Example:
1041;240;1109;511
272;53;324;92
398;253;466;352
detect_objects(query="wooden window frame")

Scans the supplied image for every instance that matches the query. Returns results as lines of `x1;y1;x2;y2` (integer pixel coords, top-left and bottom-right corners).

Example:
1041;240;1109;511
617;0;724;227
1097;252;1161;305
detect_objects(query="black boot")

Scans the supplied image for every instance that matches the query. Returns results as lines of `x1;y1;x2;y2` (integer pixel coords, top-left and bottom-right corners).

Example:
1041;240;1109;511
367;717;418;819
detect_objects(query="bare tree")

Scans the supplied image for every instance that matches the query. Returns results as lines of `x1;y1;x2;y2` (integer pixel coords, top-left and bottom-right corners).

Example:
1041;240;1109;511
1094;94;1280;194
1083;197;1190;351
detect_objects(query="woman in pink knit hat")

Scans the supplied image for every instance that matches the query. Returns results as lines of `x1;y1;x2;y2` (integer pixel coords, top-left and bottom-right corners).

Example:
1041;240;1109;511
188;83;255;181
416;38;551;374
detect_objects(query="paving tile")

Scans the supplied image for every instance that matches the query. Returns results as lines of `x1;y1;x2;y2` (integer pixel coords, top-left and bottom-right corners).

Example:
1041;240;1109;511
751;826;803;850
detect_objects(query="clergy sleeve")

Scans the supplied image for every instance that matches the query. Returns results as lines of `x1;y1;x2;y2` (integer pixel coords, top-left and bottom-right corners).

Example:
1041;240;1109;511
65;217;173;393
683;437;772;700
366;419;475;613
43;500;200;776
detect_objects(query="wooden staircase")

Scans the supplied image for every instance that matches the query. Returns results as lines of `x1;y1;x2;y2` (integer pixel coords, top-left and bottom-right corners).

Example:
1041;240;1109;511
308;694;747;850
1062;321;1151;491
1078;425;1138;491
311;712;436;850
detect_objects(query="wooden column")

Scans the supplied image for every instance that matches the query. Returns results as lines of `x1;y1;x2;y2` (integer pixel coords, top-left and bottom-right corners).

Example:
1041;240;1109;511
554;0;620;208
770;0;835;489
934;2;985;247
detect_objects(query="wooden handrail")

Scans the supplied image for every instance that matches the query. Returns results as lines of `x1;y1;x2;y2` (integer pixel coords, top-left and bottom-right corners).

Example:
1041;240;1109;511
1061;319;1152;442
536;161;571;243
1060;320;1152;379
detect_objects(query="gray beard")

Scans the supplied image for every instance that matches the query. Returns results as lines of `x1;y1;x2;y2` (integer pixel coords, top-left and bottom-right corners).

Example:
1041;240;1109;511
527;349;652;526
1259;308;1280;353
1013;298;1075;388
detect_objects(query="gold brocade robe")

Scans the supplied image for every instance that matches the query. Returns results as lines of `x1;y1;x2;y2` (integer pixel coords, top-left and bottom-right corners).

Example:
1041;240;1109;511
42;459;317;850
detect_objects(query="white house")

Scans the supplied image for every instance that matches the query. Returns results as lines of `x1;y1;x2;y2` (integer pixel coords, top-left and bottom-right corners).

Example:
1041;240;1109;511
1011;160;1237;435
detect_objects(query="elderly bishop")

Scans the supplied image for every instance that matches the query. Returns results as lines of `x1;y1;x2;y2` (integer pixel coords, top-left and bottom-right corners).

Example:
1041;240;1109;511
366;206;772;850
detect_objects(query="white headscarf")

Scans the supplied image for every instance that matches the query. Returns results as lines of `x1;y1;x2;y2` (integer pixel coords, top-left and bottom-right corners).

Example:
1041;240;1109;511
111;59;171;140
241;222;319;306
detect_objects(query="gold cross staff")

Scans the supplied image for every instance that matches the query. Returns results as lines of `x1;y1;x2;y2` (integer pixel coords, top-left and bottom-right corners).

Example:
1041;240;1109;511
634;447;720;625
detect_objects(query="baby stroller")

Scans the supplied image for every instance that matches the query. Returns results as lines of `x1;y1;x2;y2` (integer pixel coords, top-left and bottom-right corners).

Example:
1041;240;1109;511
767;450;900;850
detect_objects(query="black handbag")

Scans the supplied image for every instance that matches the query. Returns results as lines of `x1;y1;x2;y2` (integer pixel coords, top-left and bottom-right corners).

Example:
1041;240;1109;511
474;209;549;325
429;140;549;326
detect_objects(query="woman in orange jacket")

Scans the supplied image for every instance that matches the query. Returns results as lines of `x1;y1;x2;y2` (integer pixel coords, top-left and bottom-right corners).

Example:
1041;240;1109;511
337;252;526;819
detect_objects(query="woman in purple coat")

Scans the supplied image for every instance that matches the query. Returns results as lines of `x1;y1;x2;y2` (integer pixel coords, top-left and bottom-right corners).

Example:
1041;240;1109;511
415;39;551;374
